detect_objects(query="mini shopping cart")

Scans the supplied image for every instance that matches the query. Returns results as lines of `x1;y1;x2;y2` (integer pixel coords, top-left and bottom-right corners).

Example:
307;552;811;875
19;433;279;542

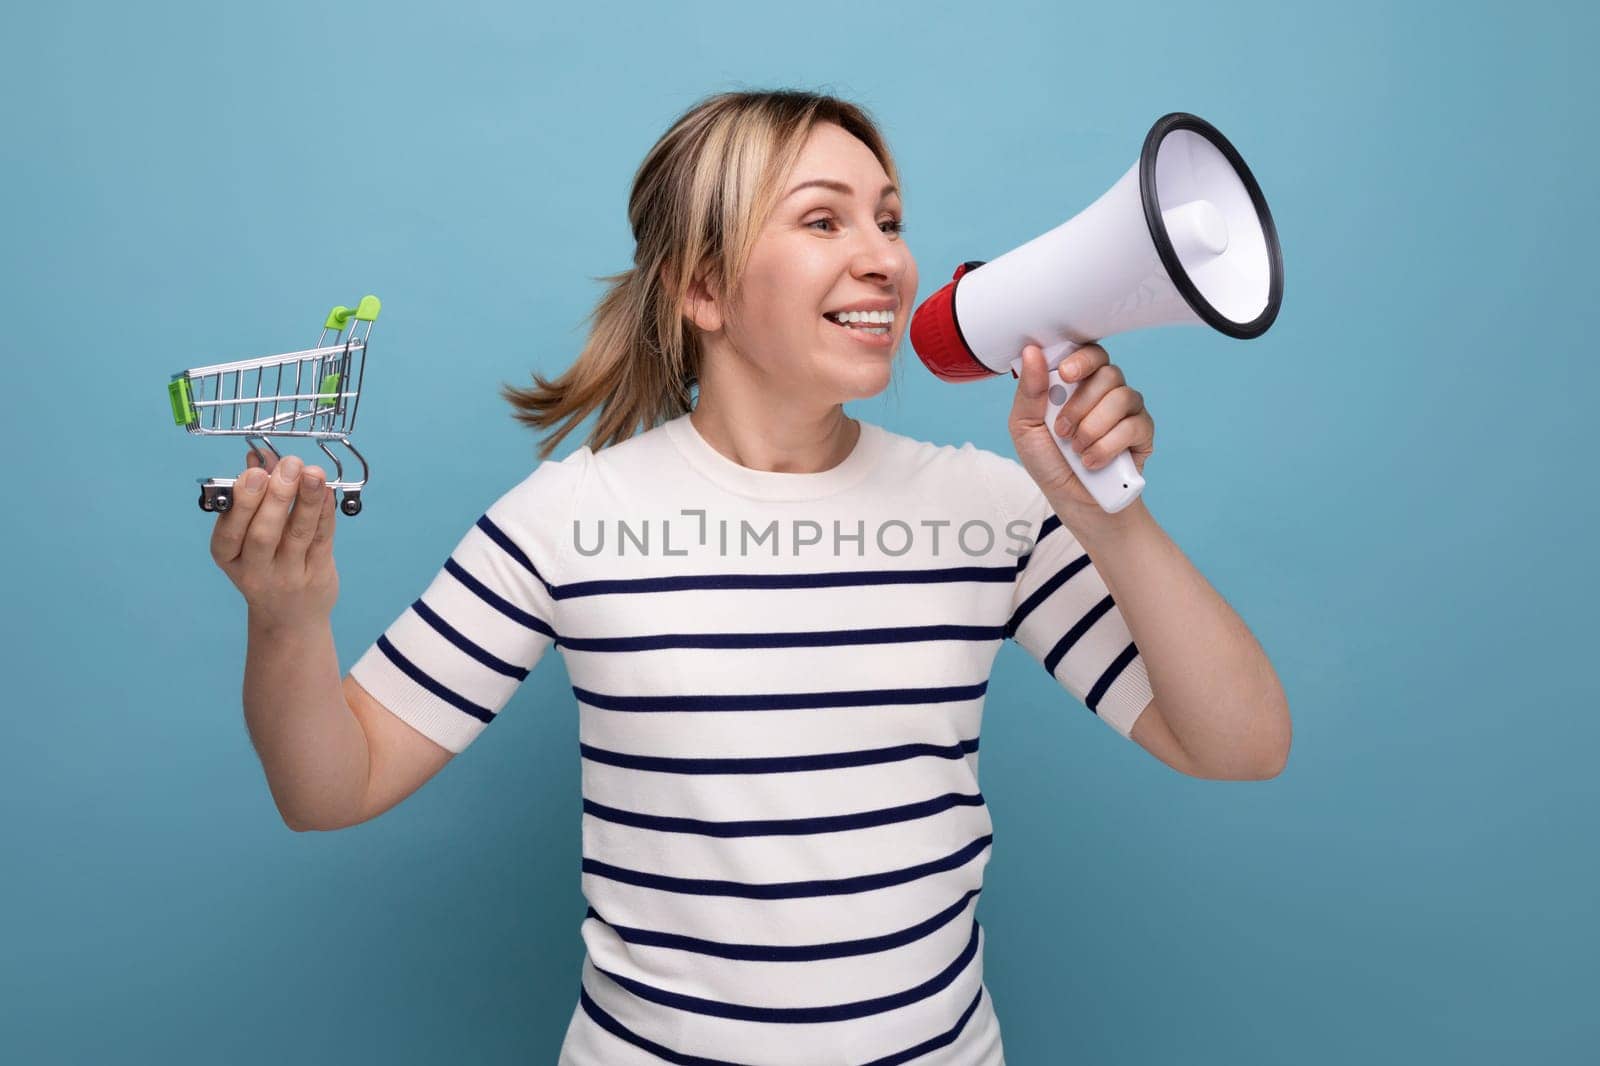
168;295;381;516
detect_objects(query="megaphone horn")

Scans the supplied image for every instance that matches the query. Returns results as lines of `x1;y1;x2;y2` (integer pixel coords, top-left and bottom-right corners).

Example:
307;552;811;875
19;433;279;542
910;112;1284;514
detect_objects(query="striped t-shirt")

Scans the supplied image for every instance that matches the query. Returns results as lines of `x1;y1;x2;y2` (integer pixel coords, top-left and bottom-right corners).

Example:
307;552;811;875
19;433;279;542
349;410;1154;1065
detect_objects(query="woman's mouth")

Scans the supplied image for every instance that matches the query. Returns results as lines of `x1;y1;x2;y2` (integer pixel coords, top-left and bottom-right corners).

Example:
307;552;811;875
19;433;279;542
823;311;895;348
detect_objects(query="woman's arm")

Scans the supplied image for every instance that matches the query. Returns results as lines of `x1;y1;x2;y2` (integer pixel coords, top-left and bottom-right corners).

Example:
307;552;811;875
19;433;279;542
1007;342;1291;779
1068;498;1292;780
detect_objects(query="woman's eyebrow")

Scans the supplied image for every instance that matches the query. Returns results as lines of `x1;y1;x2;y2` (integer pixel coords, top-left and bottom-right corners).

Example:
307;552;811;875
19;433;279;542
784;179;900;201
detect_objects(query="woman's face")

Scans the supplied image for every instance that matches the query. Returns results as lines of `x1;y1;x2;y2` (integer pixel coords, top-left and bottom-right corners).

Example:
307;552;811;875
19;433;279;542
693;121;918;408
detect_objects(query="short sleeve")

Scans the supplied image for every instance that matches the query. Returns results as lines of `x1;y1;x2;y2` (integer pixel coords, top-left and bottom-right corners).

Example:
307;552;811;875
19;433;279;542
977;449;1154;739
347;447;590;754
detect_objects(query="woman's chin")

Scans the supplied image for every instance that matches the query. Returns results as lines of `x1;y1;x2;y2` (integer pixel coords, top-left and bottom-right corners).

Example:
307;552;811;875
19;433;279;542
828;348;897;401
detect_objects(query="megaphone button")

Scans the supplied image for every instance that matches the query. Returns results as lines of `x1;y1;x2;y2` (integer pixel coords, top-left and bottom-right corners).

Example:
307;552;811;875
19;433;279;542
1048;384;1068;405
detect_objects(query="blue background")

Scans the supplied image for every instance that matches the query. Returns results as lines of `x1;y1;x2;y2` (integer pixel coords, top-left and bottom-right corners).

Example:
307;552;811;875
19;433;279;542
3;0;1595;1062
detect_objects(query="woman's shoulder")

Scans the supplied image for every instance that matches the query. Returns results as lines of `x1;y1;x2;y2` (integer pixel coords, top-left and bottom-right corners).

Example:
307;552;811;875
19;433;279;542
492;439;594;524
869;419;1022;475
514;415;672;493
867;421;1038;517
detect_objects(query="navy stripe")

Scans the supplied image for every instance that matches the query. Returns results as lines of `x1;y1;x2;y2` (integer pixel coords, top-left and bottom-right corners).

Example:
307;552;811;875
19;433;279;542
594;921;981;1024
375;635;493;724
572;680;988;713
579;736;979;775
1004;551;1091;638
583;888;982;963
1087;641;1142;713
443;557;556;637
582;791;985;838
409;599;528;681
1011;513;1062;577
576;985;745;1066
862;985;986;1066
575;982;984;1066
581;834;992;899
552;564;1016;600
1042;595;1116;676
473;514;554;595
559;622;1004;653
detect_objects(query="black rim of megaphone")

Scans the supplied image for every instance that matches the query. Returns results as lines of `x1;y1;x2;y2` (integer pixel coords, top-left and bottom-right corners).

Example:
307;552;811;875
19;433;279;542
1140;113;1283;339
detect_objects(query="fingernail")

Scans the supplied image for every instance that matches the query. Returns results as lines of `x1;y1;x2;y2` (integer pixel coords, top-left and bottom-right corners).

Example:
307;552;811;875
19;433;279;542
242;469;266;493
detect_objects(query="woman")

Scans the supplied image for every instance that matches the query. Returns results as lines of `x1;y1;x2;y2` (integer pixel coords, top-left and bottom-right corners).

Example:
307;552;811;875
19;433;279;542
215;89;1291;1065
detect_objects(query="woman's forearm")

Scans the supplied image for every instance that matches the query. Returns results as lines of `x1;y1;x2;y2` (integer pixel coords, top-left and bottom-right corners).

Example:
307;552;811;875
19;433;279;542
242;612;371;831
1064;498;1292;778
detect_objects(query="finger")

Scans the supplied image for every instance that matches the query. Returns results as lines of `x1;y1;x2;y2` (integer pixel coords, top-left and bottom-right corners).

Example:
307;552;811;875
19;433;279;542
240;455;304;571
1008;344;1050;434
245;446;285;475
1066;386;1145;458
276;465;328;570
1080;411;1156;472
210;466;271;565
1055;343;1109;386
307;480;338;563
1055;362;1129;440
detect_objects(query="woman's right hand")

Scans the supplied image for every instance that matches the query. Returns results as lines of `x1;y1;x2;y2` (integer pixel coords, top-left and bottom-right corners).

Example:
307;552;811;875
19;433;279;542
210;448;341;626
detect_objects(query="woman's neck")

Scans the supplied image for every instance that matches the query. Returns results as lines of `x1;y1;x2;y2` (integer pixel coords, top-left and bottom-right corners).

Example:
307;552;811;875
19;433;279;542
687;397;859;475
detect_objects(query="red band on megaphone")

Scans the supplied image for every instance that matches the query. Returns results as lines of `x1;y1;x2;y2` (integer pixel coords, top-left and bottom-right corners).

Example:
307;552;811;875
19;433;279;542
909;261;995;382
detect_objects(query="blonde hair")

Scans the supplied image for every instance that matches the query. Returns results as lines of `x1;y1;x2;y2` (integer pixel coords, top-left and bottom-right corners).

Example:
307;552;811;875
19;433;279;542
500;88;902;459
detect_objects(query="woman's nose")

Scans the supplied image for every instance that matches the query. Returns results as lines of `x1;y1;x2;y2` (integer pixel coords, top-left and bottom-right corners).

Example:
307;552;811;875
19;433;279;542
854;231;907;280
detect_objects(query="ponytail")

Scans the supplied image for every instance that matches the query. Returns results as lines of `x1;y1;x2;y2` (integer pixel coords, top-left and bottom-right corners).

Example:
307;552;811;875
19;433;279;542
501;262;697;460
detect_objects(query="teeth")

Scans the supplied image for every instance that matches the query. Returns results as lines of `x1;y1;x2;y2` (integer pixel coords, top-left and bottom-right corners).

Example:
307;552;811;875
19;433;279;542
827;309;894;325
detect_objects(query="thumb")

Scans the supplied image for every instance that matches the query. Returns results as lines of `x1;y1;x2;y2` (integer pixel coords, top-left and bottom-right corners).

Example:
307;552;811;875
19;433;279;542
1008;344;1049;433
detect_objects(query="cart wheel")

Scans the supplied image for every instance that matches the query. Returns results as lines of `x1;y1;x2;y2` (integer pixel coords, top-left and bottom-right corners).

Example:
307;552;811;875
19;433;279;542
340;493;362;517
200;485;232;513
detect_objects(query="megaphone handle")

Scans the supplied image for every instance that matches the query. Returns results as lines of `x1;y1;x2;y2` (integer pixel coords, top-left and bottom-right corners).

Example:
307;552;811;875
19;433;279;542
1030;343;1147;514
1044;381;1146;513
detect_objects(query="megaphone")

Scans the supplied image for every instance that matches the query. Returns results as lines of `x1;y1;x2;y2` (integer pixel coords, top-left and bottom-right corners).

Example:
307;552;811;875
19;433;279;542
910;112;1284;514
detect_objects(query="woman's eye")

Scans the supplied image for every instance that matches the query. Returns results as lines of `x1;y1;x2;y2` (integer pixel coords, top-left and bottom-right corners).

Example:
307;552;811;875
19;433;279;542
806;217;906;237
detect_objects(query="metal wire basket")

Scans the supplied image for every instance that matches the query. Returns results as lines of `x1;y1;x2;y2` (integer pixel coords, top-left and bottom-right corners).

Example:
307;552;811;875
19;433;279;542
169;295;380;516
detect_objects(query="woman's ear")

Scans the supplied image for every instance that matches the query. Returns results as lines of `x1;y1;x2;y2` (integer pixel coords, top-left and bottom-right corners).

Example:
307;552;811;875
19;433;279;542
680;264;724;335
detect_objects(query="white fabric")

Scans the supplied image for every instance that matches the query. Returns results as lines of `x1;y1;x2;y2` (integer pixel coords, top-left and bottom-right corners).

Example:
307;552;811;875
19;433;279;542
350;412;1153;1064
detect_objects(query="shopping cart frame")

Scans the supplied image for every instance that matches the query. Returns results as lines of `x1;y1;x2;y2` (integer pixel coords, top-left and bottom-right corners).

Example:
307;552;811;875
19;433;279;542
169;295;380;516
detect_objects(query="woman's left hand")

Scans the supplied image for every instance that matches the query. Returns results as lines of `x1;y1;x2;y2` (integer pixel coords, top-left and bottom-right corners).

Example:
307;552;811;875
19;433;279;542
1008;342;1155;514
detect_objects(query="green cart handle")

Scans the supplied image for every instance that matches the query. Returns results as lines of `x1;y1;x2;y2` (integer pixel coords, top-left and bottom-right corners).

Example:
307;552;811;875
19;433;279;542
324;294;382;331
